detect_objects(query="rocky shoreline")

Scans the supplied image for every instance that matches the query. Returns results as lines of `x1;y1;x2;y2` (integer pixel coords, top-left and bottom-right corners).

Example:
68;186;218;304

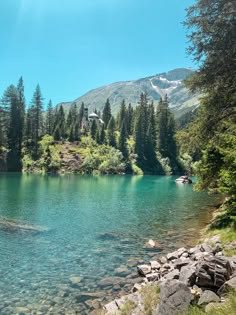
103;235;236;315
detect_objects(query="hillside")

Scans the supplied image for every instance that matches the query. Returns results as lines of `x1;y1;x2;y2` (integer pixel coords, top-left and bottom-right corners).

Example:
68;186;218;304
57;68;200;117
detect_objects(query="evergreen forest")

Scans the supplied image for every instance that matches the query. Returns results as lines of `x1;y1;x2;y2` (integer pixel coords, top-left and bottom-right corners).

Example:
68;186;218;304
0;82;184;176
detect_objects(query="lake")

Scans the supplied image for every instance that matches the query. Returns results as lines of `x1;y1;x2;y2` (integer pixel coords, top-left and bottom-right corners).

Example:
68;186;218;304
0;174;220;314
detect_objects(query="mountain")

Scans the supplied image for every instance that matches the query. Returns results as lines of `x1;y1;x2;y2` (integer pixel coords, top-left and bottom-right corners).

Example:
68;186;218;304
58;68;199;117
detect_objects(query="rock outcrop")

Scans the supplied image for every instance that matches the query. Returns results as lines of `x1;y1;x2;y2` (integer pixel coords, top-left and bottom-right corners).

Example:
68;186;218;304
103;235;236;315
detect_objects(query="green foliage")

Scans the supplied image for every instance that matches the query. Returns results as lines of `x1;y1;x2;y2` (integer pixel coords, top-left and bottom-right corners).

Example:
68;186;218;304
120;299;136;315
38;135;61;173
77;136;125;175
179;0;236;224
22;135;61;173
179;153;193;175
131;163;143;175
107;116;116;147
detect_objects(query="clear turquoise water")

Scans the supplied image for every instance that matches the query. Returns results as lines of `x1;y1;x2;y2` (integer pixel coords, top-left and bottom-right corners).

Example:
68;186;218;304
0;174;220;314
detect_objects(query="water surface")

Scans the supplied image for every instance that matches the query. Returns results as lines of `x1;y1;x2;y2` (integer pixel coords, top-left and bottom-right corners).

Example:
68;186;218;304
0;174;220;314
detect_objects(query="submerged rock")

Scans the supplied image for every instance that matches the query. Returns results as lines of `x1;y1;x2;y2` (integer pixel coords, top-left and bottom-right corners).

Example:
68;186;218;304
98;277;126;288
69;276;81;286
0;217;48;234
145;239;161;249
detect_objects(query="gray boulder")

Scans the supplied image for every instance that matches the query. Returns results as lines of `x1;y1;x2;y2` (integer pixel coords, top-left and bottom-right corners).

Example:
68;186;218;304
200;243;213;253
189;245;201;255
160;256;167;264
146;272;161;282
157;280;192;315
177;247;188;257
137;264;151;276
174;258;190;270
150;260;161;270
167;251;179;261
104;300;119;314
164;269;179;281
218;276;236;295
179;265;196;286
198;290;220;306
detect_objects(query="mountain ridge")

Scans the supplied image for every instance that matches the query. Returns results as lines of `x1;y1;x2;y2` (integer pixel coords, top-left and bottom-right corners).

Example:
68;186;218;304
57;68;199;117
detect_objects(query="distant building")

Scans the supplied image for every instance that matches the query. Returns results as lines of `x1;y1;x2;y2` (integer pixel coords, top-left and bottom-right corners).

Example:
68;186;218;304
81;108;104;129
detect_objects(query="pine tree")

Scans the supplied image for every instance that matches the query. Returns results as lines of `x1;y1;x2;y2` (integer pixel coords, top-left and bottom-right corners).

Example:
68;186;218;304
25;106;34;143
78;102;84;128
74;122;80;141
53;105;66;140
90;119;97;140
118;119;128;159
5;86;22;170
0;86;12;148
107;116;116;147
156;96;168;157
145;101;157;168
17;77;25;142
157;95;177;159
119;99;127;130
46;99;54;135
99;124;106;144
31;84;43;155
102;98;111;129
126;103;134;136
134;93;149;167
66;107;73;138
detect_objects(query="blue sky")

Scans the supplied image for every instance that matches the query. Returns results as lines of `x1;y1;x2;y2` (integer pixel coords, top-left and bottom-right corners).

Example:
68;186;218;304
0;0;195;107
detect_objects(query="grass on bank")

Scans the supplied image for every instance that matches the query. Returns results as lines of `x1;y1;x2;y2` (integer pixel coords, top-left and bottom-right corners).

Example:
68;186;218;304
186;290;236;315
140;285;160;315
206;224;236;257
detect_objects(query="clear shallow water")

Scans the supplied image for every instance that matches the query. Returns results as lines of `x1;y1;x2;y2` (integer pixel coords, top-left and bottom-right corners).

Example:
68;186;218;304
0;174;220;314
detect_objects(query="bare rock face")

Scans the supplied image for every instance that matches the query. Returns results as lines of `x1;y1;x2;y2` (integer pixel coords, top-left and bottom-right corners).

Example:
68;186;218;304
195;256;232;289
156;280;192;315
179;265;196;286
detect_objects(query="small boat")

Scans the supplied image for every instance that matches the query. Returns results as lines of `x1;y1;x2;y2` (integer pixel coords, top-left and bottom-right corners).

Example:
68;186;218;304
175;176;192;184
